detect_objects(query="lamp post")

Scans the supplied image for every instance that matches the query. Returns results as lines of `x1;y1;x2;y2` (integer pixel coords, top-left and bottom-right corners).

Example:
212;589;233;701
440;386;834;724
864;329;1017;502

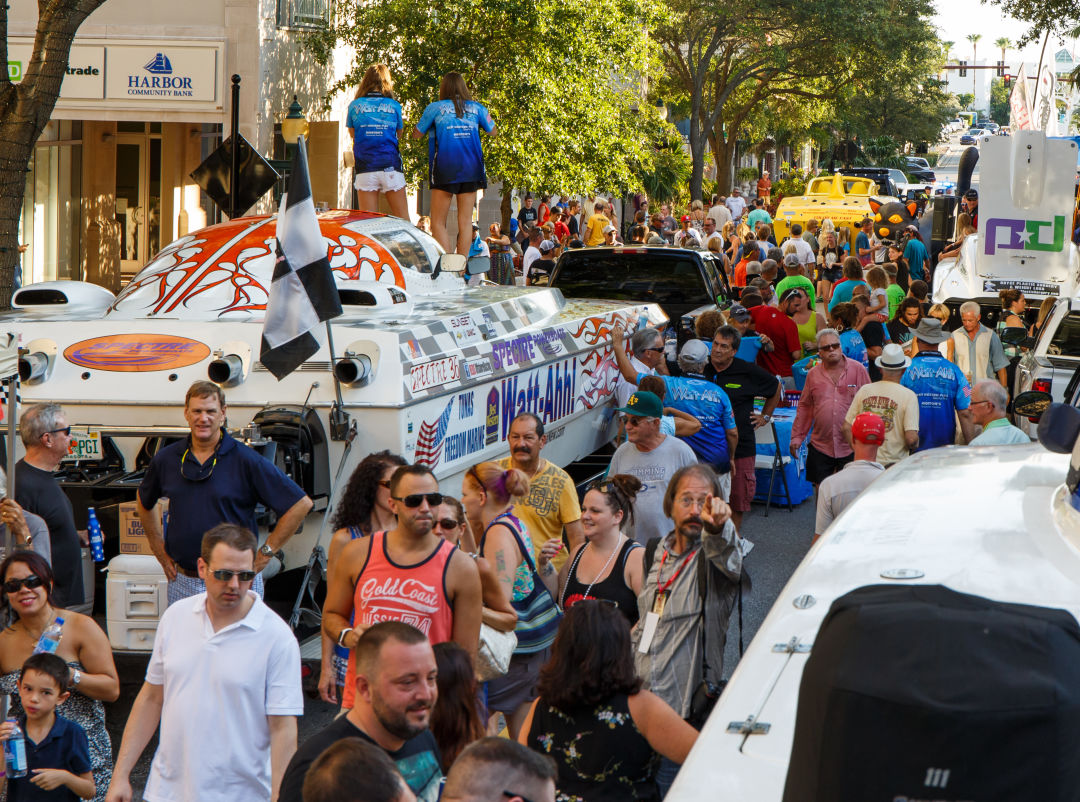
281;95;309;158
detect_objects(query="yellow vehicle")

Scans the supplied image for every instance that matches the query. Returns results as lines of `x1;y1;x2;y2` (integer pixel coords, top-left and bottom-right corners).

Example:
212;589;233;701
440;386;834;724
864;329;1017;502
772;174;880;245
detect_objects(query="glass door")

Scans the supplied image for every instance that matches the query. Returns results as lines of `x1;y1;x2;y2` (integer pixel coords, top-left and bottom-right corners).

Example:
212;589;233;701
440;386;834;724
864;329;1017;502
114;131;162;278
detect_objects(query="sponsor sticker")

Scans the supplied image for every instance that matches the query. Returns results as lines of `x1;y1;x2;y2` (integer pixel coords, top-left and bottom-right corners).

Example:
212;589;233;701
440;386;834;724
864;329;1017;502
448;313;483;345
63;334;210;372
410;356;460;393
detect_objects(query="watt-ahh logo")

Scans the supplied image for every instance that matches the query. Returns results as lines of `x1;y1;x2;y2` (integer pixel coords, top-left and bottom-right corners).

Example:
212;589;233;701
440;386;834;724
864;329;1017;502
984;215;1066;255
923;767;950;788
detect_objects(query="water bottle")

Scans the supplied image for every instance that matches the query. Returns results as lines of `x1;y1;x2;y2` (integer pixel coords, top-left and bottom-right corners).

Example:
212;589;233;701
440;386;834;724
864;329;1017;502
637;309;649;331
663;328;678;364
87;507;104;563
33;617;64;655
4;718;26;778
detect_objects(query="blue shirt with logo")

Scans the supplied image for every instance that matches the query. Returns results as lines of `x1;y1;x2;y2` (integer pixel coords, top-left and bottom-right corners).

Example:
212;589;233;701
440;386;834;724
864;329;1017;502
901;350;971;451
346;94;404;173
840;329;869;369
639;373;736;469
415;99;495;186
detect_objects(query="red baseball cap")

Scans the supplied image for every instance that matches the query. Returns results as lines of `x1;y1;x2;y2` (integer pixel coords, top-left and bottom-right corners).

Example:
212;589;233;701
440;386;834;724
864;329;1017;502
852;412;885;444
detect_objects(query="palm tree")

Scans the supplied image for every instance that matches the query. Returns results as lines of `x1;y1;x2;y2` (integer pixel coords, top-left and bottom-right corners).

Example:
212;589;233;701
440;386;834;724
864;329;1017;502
967;33;982;100
941;40;954;80
994;37;1009;80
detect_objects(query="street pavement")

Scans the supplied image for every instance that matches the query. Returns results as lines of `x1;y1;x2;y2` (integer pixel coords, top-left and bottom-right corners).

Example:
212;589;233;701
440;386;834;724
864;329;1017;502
109;492;816;799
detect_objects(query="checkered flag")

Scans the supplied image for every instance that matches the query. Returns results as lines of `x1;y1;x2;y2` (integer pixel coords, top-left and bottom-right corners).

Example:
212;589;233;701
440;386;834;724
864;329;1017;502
259;139;343;380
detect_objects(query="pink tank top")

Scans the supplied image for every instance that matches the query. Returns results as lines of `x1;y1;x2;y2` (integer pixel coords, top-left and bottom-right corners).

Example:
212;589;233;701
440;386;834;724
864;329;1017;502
341;531;456;709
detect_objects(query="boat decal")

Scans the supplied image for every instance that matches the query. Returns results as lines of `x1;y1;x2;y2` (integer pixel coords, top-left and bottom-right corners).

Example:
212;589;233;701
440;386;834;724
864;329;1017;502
63;334;211;372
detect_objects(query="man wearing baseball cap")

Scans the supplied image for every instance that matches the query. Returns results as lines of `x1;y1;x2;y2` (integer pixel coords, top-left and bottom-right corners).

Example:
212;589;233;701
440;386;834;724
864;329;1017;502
901;318;974;448
674;215;702;249
612;325;738;497
844;342;920;467
607;389;697;544
814;412;886;540
776;254;816;309
963;188;979;230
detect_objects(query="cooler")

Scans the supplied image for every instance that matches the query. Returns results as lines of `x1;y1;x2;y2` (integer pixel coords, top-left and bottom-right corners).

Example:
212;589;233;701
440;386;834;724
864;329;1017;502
106;555;167;651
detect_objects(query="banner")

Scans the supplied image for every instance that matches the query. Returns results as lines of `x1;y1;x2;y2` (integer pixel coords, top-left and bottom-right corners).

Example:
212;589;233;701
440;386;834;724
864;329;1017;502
1008;64;1032;131
1031;64;1058;136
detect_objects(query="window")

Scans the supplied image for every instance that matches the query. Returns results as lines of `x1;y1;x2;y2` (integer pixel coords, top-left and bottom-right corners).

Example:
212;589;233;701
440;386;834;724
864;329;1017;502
1047;312;1080;358
552;255;710;306
370;228;432;274
277;0;330;28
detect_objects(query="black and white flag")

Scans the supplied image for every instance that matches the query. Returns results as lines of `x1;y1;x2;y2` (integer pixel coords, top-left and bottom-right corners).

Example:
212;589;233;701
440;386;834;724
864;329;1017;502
259;140;343;380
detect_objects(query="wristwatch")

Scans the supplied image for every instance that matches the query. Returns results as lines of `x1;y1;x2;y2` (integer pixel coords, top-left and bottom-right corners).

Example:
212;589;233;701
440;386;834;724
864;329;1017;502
70;669;81;688
259;543;275;558
762;413;773;423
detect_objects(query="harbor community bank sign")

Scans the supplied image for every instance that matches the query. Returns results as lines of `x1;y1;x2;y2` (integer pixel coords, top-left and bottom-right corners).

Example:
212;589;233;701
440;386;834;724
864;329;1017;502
5;40;222;107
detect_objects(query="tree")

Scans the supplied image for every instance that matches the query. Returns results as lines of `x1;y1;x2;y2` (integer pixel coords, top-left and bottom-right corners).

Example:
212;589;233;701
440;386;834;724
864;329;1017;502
307;0;669;225
966;33;981;98
957;92;975;110
984;0;1077;45
994;36;1010;68
0;0;109;305
988;78;1010;125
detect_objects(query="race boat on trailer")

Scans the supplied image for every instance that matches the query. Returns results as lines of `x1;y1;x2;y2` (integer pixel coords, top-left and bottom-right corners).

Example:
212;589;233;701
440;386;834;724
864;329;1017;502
3;210;656;646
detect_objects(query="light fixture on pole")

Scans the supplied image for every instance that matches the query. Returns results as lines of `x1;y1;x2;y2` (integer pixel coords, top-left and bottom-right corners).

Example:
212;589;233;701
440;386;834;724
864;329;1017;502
281;95;309;158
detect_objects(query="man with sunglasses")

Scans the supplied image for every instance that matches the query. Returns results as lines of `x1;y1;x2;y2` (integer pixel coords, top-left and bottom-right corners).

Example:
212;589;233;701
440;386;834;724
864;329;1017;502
107;523;303;802
15;403;84;607
615;327;666;411
323;464;482;712
137;381;313;605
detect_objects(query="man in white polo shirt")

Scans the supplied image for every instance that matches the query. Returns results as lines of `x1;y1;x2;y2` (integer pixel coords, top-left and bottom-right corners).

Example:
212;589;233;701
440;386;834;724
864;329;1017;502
106;523;303;802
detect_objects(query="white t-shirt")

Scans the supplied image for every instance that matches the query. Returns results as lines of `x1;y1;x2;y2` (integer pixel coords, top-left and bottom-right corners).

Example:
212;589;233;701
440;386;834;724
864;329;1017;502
844;380;920;466
725;196;747;221
870;287;888;316
815;460;885;535
706;204;732;228
791;237;816;267
144;592;304;802
608;435;698;545
674;229;702;249
522;246;541;278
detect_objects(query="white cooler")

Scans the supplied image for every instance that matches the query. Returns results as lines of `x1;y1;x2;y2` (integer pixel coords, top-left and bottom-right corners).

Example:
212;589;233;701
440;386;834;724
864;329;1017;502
106;555;167;651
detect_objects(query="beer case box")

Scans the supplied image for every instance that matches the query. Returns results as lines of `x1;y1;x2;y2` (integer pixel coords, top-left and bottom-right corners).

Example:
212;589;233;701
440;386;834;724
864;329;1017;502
117;500;167;557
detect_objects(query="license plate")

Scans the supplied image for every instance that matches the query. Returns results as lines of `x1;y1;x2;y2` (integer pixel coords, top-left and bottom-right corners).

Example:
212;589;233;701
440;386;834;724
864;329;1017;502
63;429;102;462
981;279;1060;296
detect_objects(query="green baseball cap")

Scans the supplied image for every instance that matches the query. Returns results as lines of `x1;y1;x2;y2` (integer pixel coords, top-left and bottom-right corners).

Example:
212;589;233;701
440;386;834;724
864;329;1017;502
615;391;663;418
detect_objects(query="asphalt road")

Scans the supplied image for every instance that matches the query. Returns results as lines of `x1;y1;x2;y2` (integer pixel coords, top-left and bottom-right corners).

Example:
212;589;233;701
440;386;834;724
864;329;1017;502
105;493;815;799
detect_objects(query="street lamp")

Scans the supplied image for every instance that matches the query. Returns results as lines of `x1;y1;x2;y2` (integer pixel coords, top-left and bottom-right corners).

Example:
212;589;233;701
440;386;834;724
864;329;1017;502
281;95;309;158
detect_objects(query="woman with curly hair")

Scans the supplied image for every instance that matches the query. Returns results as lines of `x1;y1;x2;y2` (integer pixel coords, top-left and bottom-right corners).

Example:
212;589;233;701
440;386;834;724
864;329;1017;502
519;602;697;801
318;450;407;704
431;641;485;771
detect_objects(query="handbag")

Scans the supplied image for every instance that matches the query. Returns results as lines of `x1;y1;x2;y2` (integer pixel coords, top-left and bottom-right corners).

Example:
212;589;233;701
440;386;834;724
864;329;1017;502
482;512;561;654
476;623;516;681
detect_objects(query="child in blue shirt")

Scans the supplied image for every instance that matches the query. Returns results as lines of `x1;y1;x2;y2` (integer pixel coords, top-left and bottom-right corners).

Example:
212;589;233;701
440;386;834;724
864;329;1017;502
1;653;92;802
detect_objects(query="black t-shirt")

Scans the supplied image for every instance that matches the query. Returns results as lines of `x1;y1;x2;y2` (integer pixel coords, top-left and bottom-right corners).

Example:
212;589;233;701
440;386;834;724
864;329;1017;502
703;358;780;459
567;215;579;236
861;321;886;381
14;460;83;607
278;716;443;802
517;207;538;238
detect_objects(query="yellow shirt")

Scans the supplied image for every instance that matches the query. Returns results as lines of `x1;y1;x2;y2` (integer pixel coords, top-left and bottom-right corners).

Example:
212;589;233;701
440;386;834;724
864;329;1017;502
498;457;581;570
585;213;609;246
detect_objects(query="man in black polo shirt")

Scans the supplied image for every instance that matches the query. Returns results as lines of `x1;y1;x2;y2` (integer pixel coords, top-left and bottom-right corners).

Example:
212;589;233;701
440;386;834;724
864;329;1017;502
704;325;782;530
15;404;84;607
279;622;443;802
138;381;312;605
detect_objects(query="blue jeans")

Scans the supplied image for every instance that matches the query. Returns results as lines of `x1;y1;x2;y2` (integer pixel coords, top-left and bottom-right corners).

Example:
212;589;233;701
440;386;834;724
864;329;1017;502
656;756;680;798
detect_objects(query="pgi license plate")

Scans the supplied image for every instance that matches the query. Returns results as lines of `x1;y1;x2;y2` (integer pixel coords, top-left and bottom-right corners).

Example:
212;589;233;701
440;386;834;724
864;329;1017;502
63;428;102;462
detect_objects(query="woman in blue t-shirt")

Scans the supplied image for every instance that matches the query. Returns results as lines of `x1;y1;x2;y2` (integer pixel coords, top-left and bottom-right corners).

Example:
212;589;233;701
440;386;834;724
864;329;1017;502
346;64;408;219
413;72;496;255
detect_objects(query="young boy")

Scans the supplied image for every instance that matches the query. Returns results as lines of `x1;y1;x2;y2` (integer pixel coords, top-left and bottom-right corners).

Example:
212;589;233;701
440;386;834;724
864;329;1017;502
0;653;93;801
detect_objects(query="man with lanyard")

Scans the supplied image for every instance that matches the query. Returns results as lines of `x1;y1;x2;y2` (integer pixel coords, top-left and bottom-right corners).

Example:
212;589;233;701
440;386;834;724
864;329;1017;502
901;319;975;449
138;381;313;605
704;325;782;531
612;326;737;498
633;464;745;795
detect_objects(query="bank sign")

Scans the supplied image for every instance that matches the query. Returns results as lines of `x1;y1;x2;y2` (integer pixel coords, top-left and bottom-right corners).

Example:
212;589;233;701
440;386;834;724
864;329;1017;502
5;39;220;105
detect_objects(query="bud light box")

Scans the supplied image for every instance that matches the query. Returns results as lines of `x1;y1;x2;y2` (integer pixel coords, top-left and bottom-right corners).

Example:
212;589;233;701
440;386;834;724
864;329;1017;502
117;500;167;557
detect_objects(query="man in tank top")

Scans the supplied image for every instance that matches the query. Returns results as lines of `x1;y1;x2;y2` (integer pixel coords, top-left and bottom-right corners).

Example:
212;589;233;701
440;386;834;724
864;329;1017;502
323;464;482;710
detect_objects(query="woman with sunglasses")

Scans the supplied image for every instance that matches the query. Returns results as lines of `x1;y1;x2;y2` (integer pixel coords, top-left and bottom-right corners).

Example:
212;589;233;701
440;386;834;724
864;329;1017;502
318;450;407;704
557;475;644;625
0;552;119;802
462;462;556;739
519;601;697;802
432;497;517;633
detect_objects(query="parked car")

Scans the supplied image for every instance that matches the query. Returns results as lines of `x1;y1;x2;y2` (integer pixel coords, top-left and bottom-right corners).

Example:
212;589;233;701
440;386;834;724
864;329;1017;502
960;131;979;145
904;156;936;184
1012;298;1080;436
833;166;904;197
548;245;732;349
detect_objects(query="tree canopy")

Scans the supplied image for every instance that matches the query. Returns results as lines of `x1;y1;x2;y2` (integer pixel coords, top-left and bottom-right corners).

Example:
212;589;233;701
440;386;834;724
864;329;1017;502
307;0;674;203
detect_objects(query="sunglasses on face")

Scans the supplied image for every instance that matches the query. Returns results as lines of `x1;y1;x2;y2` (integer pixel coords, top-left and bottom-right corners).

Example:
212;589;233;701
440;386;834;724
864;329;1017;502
3;575;44;594
642;346;665;354
819;342;841;352
44;426;71;437
393;492;444;508
210;569;256;582
433;518;462;530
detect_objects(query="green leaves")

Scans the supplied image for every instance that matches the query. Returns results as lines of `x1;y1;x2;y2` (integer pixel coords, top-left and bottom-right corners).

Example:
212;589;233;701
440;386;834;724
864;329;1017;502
311;0;672;194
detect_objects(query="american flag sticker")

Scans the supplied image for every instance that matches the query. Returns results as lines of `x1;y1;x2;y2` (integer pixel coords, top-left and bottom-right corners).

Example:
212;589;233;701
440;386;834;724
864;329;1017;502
414;399;454;467
404;339;423;360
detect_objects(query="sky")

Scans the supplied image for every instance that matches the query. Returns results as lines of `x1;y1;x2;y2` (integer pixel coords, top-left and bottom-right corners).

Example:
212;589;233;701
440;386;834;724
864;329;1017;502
932;0;1077;70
